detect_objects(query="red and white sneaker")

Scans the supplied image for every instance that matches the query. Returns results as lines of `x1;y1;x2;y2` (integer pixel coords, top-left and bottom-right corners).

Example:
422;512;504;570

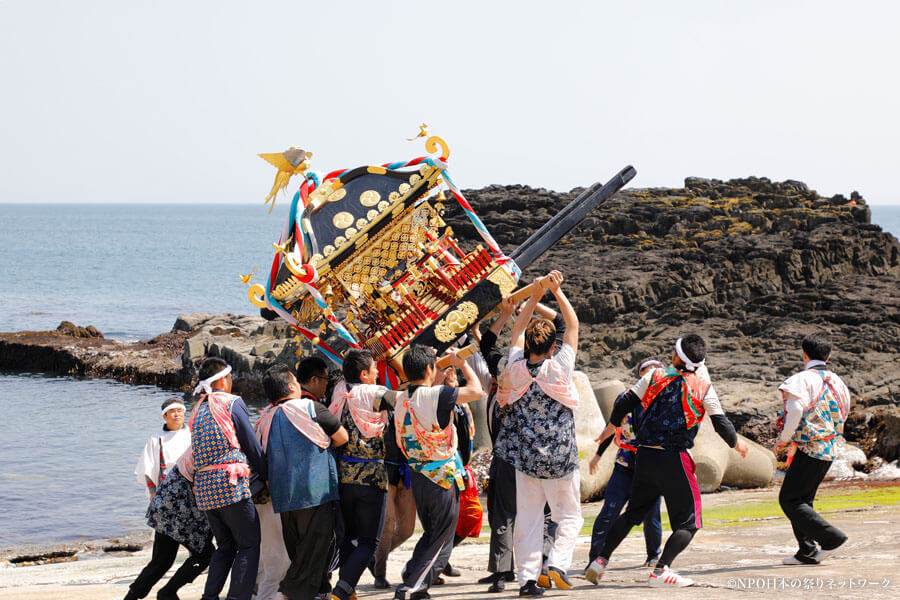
584;557;607;585
648;566;694;588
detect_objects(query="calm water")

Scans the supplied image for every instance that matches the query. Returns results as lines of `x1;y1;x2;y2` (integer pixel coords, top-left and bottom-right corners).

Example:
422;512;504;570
0;372;270;550
0;203;287;549
0;373;179;548
0;203;289;341
0;202;898;548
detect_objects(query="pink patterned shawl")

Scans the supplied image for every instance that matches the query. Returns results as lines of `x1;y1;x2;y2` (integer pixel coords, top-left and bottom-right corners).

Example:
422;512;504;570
496;358;579;409
255;398;331;451
329;381;387;439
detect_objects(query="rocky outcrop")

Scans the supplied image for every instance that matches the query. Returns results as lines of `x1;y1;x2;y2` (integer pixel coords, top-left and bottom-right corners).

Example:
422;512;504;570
0;316;295;397
177;313;301;398
446;177;900;457
0;324;185;389
56;321;104;339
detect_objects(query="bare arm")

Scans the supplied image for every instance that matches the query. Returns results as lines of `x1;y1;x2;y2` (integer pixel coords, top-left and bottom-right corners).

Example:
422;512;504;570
489;296;516;338
594;422;616;445
444;347;483;404
548;274;578;352
532;301;557;321
510;277;546;350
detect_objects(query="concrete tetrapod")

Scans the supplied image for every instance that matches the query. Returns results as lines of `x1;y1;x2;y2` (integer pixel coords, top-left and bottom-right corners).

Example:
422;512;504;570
692;414;734;492
593;379;625;423
572;371;610;501
722;434;776;488
692;416;776;491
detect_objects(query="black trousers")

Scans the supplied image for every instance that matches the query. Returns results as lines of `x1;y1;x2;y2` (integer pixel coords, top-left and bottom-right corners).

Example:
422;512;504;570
336;483;387;598
397;471;460;596
280;502;335;600
203;498;261;600
779;450;848;559
600;447;702;568
487;456;517;573
129;532;212;598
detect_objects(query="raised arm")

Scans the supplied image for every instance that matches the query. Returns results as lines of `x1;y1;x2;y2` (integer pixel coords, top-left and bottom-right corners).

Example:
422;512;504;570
545;271;578;352
510;276;546;350
532;301;557;321
444;347;483;404
481;297;516;377
488;295;516;338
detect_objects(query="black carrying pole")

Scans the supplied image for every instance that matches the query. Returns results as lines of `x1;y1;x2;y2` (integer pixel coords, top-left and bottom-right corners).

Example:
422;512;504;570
410;165;637;355
510;165;636;270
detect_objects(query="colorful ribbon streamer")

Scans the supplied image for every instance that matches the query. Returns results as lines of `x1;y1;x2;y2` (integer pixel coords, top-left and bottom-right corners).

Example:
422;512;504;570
266;145;522;366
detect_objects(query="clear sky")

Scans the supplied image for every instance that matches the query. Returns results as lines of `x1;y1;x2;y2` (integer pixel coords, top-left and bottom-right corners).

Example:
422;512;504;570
1;1;898;205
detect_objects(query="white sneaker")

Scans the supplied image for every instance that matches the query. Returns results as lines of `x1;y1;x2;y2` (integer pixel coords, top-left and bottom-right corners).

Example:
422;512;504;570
584;557;607;585
648;566;694;587
813;546;839;562
782;555;805;565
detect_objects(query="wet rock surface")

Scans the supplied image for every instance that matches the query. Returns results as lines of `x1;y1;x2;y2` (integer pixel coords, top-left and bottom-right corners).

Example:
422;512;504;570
0;323;186;389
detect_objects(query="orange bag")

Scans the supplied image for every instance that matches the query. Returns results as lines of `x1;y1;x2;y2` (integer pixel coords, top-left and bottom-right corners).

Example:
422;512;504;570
455;465;483;539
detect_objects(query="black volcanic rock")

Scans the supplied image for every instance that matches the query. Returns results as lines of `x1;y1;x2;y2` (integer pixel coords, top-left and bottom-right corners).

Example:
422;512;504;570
443;176;900;447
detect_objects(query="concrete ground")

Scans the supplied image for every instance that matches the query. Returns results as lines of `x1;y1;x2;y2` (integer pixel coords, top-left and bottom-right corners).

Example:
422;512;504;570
2;488;898;600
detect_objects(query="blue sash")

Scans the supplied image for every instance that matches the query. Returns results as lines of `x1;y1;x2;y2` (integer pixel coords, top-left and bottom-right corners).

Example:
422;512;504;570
385;460;412;489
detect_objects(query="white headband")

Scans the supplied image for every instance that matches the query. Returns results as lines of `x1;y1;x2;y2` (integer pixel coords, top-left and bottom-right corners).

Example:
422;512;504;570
674;338;705;372
162;402;186;417
193;365;232;395
638;359;665;373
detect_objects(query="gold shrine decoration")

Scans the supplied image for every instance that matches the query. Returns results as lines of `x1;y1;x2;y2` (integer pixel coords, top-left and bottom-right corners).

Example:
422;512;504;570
248;284;268;308
333;212;355;229
259;147;311;214
434;301;479;342
425;136;450;161
360;190;381;207
487;267;517;297
327;188;347;203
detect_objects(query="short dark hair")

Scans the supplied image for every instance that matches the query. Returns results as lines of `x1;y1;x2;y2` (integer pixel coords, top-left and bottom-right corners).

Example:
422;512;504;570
802;332;832;361
341;348;375;383
161;398;183;412
296;356;328;384
263;363;295;402
403;344;436;382
342;349;375;384
524;318;556;357
679;334;707;366
198;357;229;382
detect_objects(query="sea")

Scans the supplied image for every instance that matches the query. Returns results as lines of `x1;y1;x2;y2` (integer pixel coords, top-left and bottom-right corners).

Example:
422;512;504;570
0;203;899;550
